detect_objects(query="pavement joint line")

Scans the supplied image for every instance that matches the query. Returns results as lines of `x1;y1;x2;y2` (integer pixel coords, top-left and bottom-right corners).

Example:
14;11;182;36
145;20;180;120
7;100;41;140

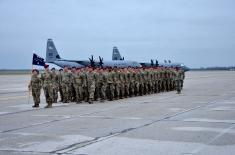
53;100;220;154
0;149;53;155
162;119;235;125
185;123;235;154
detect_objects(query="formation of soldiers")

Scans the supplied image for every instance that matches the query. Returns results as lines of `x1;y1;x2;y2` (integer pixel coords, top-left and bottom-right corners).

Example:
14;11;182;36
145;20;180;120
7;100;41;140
28;65;185;108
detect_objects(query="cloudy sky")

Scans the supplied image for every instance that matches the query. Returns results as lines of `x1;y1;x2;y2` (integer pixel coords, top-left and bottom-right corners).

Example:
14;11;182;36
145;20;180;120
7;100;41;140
0;0;234;69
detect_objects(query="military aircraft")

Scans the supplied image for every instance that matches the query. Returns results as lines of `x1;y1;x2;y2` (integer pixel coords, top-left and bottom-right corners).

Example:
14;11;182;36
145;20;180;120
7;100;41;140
111;46;190;71
46;39;141;68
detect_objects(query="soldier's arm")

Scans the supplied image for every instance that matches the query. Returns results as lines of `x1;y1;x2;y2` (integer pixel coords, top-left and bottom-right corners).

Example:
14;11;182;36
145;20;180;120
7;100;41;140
40;74;44;87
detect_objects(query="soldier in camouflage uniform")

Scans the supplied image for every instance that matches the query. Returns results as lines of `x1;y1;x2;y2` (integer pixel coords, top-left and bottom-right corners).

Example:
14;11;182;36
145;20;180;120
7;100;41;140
58;69;64;102
175;68;182;94
51;68;59;103
41;65;53;108
119;69;125;99
61;66;71;103
28;69;41;108
86;67;96;104
70;67;77;102
107;68;114;101
113;68;121;99
93;68;100;101
98;68;107;102
74;68;84;103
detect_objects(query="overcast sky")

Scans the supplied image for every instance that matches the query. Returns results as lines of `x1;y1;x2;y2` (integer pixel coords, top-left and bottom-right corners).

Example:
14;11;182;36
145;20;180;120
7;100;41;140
0;0;235;69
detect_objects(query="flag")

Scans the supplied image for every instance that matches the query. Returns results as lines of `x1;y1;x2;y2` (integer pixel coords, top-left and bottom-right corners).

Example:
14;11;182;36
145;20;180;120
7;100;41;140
32;53;45;66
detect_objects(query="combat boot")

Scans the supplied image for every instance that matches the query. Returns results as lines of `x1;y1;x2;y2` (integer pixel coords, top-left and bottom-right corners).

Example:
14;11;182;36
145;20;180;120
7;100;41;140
32;104;39;108
44;102;52;108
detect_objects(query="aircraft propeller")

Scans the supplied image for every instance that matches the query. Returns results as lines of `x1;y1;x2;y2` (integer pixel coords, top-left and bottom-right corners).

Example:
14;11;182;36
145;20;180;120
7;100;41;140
99;56;104;68
151;59;154;66
155;60;159;67
89;55;95;67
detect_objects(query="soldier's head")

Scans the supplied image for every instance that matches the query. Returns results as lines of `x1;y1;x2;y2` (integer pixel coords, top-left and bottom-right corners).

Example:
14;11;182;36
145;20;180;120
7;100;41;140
32;69;39;75
63;66;68;72
72;67;76;73
51;67;56;73
76;68;80;73
59;68;63;72
44;64;49;72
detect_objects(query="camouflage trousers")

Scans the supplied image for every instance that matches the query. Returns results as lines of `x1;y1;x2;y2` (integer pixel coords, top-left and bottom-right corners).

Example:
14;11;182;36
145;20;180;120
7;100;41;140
62;82;70;102
88;83;96;101
59;85;63;101
119;83;125;98
114;83;120;99
107;83;114;100
129;82;135;96
175;80;182;93
124;83;130;97
43;84;53;104
98;83;107;101
74;84;83;102
52;84;58;103
32;88;41;105
70;83;76;102
134;82;139;96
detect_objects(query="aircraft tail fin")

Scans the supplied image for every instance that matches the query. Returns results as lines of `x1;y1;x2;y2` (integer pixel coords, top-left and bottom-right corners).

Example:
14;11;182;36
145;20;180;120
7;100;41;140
46;39;61;63
112;46;123;60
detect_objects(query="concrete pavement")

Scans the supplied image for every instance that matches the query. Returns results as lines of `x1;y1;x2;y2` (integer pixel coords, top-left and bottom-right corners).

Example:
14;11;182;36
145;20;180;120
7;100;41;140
0;71;235;155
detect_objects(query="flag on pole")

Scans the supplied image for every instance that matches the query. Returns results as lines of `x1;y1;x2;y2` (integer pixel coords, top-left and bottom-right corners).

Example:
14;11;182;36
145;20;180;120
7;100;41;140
32;53;45;66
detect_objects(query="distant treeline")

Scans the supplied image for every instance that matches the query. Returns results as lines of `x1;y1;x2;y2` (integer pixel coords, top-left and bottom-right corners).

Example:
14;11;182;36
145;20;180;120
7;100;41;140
191;66;235;71
0;69;32;75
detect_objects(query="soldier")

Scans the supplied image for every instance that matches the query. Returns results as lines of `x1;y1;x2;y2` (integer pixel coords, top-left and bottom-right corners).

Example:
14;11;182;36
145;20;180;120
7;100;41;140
58;69;64;102
70;67;77;102
61;66;71;103
51;68;59;103
175;68;182;94
119;69;125;99
93;68;100;101
28;69;41;108
107;68;114;101
98;68;107;102
113;67;120;99
86;67;96;104
41;64;53;108
74;68;84;103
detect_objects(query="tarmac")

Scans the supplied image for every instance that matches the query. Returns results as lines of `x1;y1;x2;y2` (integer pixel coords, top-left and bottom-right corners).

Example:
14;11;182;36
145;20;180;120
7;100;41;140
0;71;235;155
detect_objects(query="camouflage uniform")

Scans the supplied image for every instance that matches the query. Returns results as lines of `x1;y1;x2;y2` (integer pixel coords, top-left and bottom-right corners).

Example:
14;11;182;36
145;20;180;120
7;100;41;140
119;70;125;98
29;74;41;107
58;71;64;102
41;71;53;108
175;71;182;94
113;70;120;99
98;71;107;102
70;71;77;102
107;71;114;100
74;71;84;103
51;71;59;103
61;71;71;103
94;71;99;101
86;71;96;104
